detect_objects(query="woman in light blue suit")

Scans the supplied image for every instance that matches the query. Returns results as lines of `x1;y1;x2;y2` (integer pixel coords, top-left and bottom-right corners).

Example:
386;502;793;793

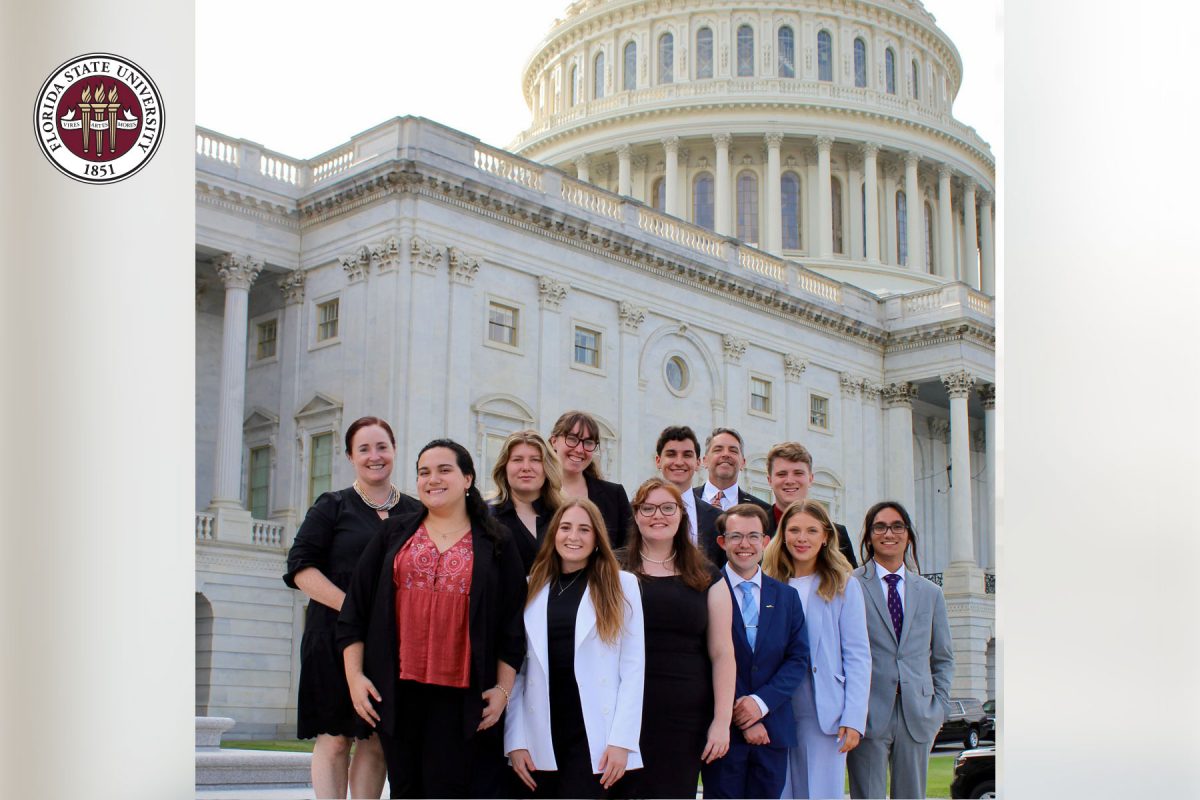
763;499;871;799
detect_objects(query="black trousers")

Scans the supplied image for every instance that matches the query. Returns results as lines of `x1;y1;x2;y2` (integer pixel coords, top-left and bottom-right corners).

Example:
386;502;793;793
378;679;506;799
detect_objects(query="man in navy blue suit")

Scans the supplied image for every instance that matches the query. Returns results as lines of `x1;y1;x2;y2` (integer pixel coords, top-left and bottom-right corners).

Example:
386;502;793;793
701;504;810;799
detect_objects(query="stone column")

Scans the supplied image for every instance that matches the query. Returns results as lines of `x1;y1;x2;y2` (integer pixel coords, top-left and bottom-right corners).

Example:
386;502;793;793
848;154;864;260
617;144;632;197
883;164;898;266
840;374;864;527
783;354;807;440
714;134;732;236
663;136;680;217
274;270;306;540
938;165;954;279
209;254;261;511
575;155;590;183
817;136;834;257
721;335;748;436
338;248;371;447
978;383;996;570
942;370;984;584
979;192;995;295
632;155;648;203
617;303;646;484
862;142;881;263
406;236;447;467
537;277;569;428
765;134;783;254
881;382;916;513
904;152;923;270
445;248;479;445
804;147;819;254
859;382;883;524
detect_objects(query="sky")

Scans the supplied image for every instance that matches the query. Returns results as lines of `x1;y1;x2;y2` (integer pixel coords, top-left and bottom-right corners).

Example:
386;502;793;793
196;0;1002;162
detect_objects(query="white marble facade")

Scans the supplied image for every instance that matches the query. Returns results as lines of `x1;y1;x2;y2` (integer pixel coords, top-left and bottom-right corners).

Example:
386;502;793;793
196;0;996;738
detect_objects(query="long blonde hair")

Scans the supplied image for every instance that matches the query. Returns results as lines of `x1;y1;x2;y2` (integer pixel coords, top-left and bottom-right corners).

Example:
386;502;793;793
528;497;627;645
490;429;565;511
762;499;850;601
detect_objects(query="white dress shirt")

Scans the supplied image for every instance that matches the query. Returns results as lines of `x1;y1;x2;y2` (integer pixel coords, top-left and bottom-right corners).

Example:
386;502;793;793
702;480;741;511
724;563;768;717
873;559;906;613
680;485;699;544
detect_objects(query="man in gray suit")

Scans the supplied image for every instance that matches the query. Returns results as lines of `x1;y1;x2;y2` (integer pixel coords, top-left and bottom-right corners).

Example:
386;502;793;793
847;501;954;799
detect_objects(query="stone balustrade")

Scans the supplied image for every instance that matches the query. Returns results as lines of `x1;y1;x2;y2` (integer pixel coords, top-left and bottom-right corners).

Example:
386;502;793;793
195;511;287;549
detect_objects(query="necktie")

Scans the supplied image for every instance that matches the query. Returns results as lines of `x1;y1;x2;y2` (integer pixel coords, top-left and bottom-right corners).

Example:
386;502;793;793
738;581;758;649
712;489;726;509
883;573;903;641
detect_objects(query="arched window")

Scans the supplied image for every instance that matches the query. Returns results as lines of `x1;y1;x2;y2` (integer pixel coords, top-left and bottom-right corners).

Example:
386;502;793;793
854;38;867;87
594;52;605;99
817;30;833;81
696;27;714;79
737;25;754;77
831;176;844;254
781;172;801;249
569;64;578;106
651;177;665;212
778;26;795;78
624;42;637;91
885;48;896;94
911;59;920;99
693;172;714;230
924;201;934;271
896;190;908;265
736;170;759;244
658;33;674;84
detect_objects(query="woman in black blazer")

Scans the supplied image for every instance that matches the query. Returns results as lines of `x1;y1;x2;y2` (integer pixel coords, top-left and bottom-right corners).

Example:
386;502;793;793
548;410;635;549
337;438;527;799
488;429;564;573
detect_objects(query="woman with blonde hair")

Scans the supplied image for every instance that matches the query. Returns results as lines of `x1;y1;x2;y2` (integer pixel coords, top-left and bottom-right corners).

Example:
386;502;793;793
762;499;871;799
489;430;565;573
505;497;645;798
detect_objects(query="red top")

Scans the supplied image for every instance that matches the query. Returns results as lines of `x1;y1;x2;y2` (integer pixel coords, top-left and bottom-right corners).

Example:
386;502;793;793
393;525;473;688
772;504;784;526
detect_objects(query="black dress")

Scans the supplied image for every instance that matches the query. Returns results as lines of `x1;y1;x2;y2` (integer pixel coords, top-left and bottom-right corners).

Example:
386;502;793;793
489;497;549;574
282;486;420;739
620;575;713;799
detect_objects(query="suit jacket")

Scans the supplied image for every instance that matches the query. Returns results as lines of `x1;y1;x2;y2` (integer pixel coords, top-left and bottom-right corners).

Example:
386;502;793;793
692;486;772;570
792;576;871;735
488;497;549;574
504;571;645;773
336;510;527;739
584;473;635;550
723;571;810;747
852;561;954;743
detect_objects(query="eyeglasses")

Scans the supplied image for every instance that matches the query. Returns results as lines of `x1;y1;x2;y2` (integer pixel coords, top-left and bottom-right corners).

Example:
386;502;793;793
871;522;909;535
636;502;679;518
722;533;764;545
561;434;599;452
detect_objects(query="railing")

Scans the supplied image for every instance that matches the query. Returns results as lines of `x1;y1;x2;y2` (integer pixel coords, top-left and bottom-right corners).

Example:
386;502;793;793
796;269;843;303
252;520;287;548
195;513;216;542
984;572;995;595
903;287;943;314
923;572;943;586
966;290;993;316
196;131;239;165
738;248;786;282
312;148;353;184
637;207;724;259
561;178;622;221
474;144;543;192
900;284;994;320
260;153;301;185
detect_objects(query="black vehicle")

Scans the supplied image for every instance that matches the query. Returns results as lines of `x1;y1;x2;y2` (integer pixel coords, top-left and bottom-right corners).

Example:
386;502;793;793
936;697;990;749
950;746;995;799
981;698;996;741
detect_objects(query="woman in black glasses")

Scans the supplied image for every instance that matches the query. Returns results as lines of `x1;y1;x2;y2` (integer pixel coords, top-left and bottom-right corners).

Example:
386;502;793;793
548;410;635;549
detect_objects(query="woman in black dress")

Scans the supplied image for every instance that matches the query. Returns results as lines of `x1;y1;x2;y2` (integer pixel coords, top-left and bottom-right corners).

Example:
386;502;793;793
283;416;421;799
548;411;635;549
488;429;564;573
618;478;735;799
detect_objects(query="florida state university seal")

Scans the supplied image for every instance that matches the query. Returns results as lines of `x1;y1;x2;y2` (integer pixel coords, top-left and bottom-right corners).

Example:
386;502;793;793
34;52;164;184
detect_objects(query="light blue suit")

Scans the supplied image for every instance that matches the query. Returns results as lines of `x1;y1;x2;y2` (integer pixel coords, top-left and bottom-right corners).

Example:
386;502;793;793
783;576;871;799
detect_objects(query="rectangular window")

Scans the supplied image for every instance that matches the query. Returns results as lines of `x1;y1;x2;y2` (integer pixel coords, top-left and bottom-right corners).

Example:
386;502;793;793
488;302;518;347
309;432;334;504
810;394;829;430
255;319;277;360
750;377;772;414
574;326;601;368
316;299;339;342
247;446;270;519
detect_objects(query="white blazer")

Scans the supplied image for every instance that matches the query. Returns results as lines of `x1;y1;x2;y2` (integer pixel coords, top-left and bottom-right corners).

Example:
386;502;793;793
504;570;645;773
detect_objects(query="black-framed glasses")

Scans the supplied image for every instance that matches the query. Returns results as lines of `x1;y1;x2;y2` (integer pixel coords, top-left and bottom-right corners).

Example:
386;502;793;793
636;502;679;518
871;522;909;535
562;434;599;452
723;532;764;545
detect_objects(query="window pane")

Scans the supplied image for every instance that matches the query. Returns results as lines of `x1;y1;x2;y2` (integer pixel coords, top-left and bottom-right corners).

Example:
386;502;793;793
818;30;832;81
574;327;600;367
737;25;754;77
666;357;688;391
736;171;759;244
781;173;800;249
831;177;844;254
751;378;771;414
652;178;665;212
256;319;277;360
897;190;908;265
658;34;673;84
694;173;714;230
309;433;333;504
912;59;920;99
248;446;270;519
854;38;867;87
778;27;794;78
594;52;605;99
317;299;339;341
488;303;518;346
810;395;828;428
624;42;637;91
886;49;896;94
696;28;713;79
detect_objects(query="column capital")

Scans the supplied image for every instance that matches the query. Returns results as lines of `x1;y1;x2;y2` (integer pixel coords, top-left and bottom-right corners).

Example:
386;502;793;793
839;372;860;397
882;382;918;408
340;246;371;283
448;247;481;286
941;370;977;398
713;132;732;148
979;190;994;206
977;383;996;410
721;334;748;364
903;151;921;168
816;135;834;152
370;236;401;273
937;163;953;181
410;235;444;275
860;141;880;158
278;270;306;305
618;301;647;333
538;276;569;310
784;353;807;382
574;154;590;170
214;254;262;291
661;135;680;153
860;381;883;401
764;132;783;149
616;143;632;157
632;154;648;170
963;177;977;194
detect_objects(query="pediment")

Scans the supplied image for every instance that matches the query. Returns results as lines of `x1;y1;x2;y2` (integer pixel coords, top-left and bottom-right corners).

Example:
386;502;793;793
243;407;279;432
295;392;342;421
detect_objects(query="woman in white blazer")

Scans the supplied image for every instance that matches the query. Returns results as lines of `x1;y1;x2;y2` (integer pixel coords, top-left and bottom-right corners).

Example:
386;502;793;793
505;496;645;799
763;499;871;799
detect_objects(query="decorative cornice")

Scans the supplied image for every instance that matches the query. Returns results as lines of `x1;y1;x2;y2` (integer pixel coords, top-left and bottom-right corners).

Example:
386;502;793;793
941;370;976;398
410;235;444;275
618;301;646;333
448;247;481;286
882;382;918;408
340;246;370;283
721;334;748;364
214;253;261;291
278;270;306;305
784;353;807;382
538;276;569;310
977;383;996;410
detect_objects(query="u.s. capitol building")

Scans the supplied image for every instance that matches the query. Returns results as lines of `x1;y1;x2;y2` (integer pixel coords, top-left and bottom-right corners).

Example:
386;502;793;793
196;0;996;737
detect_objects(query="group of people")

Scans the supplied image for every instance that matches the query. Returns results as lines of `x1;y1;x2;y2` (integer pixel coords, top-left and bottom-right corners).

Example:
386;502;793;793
283;411;955;799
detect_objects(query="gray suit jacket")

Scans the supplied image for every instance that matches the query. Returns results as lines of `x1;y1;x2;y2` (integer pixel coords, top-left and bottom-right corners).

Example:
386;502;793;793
852;561;955;743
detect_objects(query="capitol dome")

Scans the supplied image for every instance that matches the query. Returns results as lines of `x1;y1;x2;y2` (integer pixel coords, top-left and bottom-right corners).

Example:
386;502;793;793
511;0;995;295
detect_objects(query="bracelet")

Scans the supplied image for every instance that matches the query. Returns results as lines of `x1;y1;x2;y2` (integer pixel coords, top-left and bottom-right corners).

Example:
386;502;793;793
493;684;511;704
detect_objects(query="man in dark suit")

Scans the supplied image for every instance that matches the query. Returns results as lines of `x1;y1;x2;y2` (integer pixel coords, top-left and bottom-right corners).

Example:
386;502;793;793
694;427;771;567
654;425;723;565
701;504;808;799
765;441;858;567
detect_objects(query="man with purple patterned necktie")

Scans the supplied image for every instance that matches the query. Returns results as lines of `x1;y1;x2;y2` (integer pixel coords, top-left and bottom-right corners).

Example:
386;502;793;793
847;501;954;799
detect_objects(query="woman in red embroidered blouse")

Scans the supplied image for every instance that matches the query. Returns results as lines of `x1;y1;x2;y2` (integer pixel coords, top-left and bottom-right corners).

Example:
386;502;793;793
339;439;527;799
